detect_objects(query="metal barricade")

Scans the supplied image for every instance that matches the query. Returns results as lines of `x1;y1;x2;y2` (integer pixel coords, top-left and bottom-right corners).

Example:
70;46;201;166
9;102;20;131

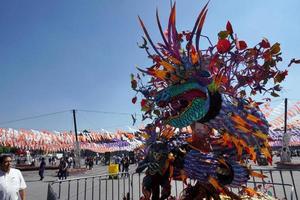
47;173;130;200
47;169;299;200
130;171;297;200
250;168;299;200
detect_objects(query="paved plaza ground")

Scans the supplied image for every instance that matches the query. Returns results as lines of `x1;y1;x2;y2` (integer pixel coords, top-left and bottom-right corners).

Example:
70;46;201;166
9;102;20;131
23;157;300;200
24;162;139;200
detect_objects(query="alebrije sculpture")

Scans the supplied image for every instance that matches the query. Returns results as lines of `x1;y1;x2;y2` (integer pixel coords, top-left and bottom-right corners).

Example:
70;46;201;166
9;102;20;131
131;2;297;199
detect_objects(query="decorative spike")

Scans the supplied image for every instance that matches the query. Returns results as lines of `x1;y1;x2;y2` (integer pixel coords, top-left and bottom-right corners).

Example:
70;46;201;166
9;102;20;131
187;1;209;57
195;9;208;54
156;8;170;49
249;170;267;179
167;3;181;60
167;3;176;44
138;16;165;59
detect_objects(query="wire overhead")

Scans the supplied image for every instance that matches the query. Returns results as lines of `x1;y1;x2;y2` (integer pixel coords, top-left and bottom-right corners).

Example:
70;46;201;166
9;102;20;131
78;109;141;116
0;110;71;126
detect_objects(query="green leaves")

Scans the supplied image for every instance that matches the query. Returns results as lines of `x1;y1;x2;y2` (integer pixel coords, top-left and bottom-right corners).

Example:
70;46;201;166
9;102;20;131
270;92;279;97
153;110;161;116
218;31;229;39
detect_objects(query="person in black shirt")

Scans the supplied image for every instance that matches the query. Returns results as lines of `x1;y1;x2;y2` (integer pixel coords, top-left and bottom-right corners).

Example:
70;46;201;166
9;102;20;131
39;157;46;180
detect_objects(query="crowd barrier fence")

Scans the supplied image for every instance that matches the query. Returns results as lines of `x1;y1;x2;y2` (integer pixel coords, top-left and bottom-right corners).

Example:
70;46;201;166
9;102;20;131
47;169;299;200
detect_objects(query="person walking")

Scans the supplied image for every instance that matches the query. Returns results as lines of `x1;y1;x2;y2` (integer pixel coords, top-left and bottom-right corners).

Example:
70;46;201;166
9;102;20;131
39;157;46;181
0;154;27;200
123;157;129;177
58;158;68;180
115;156;121;172
88;157;94;170
67;157;73;168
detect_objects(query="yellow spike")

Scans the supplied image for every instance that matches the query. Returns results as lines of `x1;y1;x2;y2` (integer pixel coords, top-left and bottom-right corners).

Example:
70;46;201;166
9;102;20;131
152;70;168;80
231;115;247;126
167;56;181;65
253;131;268;140
248;147;257;161
261;147;272;160
249;170;267;179
239;138;248;147
208;176;224;193
264;141;270;148
180;170;188;185
159;60;176;72
235;125;250;133
230;136;242;157
246;114;260;123
140;133;149;139
218;158;229;168
190;49;199;65
242;187;258;197
161;127;175;139
169;165;174;179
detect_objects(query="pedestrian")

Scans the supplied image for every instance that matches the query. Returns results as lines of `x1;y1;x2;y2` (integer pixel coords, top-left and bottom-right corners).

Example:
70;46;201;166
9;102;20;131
120;156;125;175
67;157;72;168
124;157;129;173
30;158;35;166
51;157;56;166
122;156;129;177
88;157;94;170
95;156;99;165
73;158;76;168
58;158;68;180
0;154;27;200
39;157;46;181
115;156;121;172
85;157;89;169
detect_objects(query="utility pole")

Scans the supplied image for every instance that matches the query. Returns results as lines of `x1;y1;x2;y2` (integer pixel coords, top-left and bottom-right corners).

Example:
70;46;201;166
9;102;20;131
280;98;291;163
73;109;81;168
284;98;287;134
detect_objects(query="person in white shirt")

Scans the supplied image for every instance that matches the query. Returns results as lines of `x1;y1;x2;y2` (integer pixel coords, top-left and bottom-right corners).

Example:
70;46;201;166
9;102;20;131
0;154;27;200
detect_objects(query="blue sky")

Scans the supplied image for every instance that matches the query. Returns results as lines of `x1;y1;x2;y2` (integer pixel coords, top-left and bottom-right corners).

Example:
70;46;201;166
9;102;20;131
0;0;299;132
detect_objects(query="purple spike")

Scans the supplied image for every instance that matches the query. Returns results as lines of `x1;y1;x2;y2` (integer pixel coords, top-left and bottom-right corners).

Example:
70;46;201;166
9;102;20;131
167;3;176;47
195;9;208;54
138;16;165;59
187;1;209;57
167;3;181;60
156;9;170;50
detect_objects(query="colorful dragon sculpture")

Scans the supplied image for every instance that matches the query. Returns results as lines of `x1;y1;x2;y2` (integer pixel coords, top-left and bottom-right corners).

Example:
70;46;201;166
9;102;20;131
131;2;297;200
